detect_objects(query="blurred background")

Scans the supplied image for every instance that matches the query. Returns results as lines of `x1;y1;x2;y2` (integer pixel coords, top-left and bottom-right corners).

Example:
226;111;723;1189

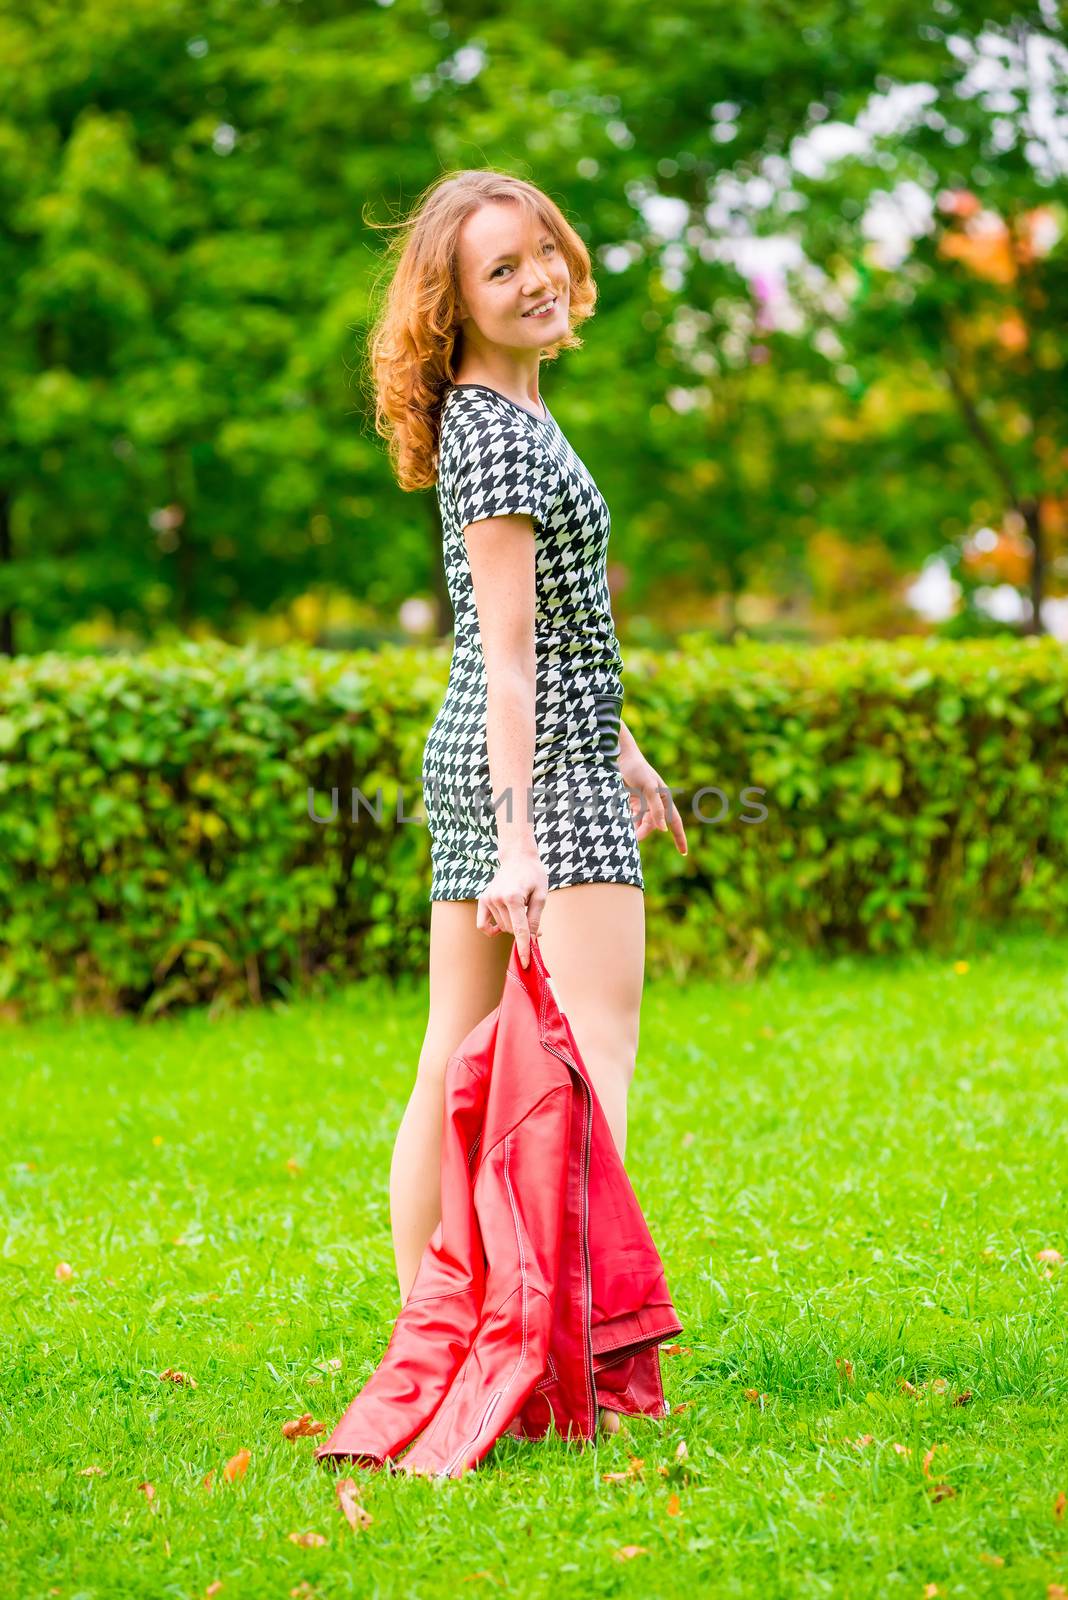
3;0;1065;662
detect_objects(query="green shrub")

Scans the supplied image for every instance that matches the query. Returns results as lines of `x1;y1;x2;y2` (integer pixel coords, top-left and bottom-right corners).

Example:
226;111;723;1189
0;635;1064;1019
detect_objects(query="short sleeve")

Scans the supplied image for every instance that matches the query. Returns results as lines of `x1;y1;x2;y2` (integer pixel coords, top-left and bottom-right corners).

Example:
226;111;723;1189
451;416;560;532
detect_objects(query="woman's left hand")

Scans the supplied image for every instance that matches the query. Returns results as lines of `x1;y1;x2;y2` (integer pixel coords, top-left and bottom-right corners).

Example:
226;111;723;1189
617;741;688;856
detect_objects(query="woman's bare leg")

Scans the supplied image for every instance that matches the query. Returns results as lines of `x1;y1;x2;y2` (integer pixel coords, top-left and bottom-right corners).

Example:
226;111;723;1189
536;882;645;1434
390;899;513;1308
535;883;646;1164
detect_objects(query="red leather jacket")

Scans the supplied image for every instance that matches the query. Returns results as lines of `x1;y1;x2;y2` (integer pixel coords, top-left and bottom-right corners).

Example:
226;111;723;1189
316;934;683;1478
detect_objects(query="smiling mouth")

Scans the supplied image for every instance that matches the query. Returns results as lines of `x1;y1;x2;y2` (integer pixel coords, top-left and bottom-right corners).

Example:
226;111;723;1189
522;297;559;319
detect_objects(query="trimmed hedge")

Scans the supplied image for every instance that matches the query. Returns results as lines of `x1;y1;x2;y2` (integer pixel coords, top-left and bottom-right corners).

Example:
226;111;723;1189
0;636;1065;1019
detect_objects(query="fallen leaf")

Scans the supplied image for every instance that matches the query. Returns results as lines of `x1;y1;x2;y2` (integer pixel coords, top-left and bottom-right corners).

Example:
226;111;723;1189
138;1481;156;1505
1037;1249;1064;1267
851;1435;874;1449
922;1445;940;1479
675;1439;688;1462
55;1262;74;1280
661;1346;691;1357
286;1158;301;1172
953;1391;973;1407
930;1378;949;1395
680;1131;695;1147
287;1531;327;1547
159;1367;198;1388
202;1469;214;1491
281;1413;326;1439
836;1358;855;1383
891;1443;912;1458
1049;1585;1068;1599
671;1402;691;1414
923;1586;939;1598
79;1465;106;1476
928;1482;956;1502
1053;1490;1066;1521
666;1492;682;1516
306;1376;323;1386
206;1584;224;1596
223;1449;250;1483
953;960;969;974
335;1477;372;1532
612;1546;648;1561
979;1553;1004;1567
899;1379;920;1396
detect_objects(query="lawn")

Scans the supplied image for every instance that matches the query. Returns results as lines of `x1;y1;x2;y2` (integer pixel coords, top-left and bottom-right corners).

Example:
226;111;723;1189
3;928;1067;1600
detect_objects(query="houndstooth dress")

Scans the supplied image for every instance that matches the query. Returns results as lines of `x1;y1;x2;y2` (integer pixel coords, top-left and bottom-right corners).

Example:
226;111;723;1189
421;382;644;902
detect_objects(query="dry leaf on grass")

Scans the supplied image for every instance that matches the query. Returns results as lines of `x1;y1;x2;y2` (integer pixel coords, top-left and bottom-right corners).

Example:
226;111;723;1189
287;1531;327;1547
205;1584;224;1597
953;1390;973;1406
1053;1490;1066;1521
835;1359;855;1383
928;1483;956;1502
159;1368;198;1388
55;1262;74;1280
79;1465;106;1476
281;1413;326;1439
1037;1249;1064;1267
612;1546;648;1561
223;1449;250;1483
602;1455;645;1483
851;1435;875;1449
922;1445;941;1479
978;1553;1004;1567
335;1477;373;1532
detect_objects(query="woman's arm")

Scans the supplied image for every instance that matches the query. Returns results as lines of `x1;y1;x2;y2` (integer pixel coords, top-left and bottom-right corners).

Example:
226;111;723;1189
463;513;548;960
616;714;688;856
465;513;540;860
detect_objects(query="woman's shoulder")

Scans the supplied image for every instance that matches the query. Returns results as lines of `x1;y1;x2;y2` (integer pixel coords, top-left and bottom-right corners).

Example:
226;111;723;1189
438;385;550;470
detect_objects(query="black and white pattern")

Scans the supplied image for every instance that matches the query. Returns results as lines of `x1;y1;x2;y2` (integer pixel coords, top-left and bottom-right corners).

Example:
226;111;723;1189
422;382;644;901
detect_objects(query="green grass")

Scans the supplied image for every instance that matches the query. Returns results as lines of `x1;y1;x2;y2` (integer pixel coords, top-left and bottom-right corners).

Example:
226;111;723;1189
3;930;1067;1599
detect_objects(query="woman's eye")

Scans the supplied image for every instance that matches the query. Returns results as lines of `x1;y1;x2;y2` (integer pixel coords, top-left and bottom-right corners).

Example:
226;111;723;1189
492;242;555;278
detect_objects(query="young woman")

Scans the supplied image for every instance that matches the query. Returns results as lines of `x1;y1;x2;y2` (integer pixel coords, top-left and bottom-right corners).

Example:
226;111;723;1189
368;170;687;1360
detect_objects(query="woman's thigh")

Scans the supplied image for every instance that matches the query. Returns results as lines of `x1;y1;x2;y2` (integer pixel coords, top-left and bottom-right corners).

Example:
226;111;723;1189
535;882;646;1078
419;898;515;1084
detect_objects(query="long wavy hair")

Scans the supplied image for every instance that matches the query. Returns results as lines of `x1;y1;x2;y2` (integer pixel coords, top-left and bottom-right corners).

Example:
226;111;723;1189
363;170;597;492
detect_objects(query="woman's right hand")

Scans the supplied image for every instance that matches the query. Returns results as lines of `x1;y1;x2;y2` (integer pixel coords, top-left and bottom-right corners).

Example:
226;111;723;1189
476;844;548;969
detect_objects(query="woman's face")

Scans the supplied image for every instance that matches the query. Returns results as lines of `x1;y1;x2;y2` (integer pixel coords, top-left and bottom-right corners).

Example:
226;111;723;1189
455;201;570;354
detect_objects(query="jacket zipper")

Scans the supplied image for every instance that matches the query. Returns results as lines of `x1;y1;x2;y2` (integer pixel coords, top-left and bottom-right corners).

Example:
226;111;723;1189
540;1035;596;1438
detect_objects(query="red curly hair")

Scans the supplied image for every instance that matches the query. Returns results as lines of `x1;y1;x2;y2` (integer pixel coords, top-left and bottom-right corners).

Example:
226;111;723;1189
363;169;598;493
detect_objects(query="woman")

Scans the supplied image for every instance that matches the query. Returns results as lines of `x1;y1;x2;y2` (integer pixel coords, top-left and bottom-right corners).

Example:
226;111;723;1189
368;170;687;1374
